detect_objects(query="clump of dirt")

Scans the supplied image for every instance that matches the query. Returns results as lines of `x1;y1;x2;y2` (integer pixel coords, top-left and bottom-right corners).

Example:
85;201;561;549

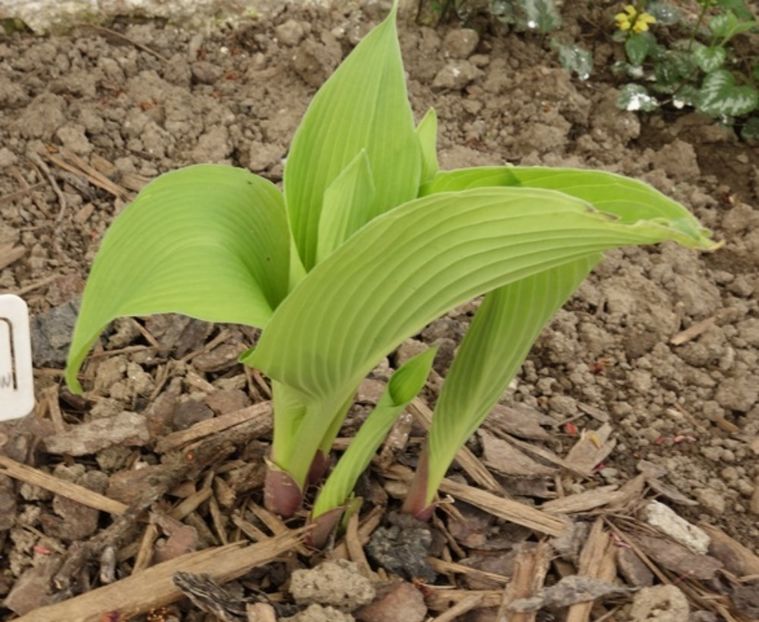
0;2;757;620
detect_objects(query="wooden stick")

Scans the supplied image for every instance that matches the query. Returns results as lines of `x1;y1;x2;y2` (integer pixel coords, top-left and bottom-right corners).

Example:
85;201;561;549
155;402;272;453
498;542;552;622
431;593;485;622
14;531;303;622
438;477;569;537
0;455;127;515
427;557;509;585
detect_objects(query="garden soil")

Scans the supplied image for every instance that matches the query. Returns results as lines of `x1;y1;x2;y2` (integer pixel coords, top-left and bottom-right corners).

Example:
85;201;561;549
0;2;757;620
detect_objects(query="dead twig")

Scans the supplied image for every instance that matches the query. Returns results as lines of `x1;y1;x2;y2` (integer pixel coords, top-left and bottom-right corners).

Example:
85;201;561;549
0;455;127;515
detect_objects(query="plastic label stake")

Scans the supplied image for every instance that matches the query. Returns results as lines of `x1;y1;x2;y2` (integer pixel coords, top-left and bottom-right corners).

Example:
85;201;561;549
0;295;35;420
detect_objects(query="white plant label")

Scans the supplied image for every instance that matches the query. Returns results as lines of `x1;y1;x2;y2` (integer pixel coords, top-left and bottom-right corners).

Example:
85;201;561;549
0;295;35;420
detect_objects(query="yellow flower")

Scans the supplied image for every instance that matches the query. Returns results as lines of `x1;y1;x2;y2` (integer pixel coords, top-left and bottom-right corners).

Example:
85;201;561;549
614;5;656;34
633;12;657;33
614;4;636;31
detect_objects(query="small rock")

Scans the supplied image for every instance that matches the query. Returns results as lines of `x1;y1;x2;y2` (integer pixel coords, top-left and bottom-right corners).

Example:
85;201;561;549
248;141;283;172
276;19;307;46
432;60;481;90
644;501;710;554
191;125;231;163
714;377;758;413
56;124;92;155
30;300;79;366
443;29;479;58
630;585;689;622
282;604;355;622
107;464;166;505
44;411;150;456
0;147;18;168
15;93;65;139
355;582;426;622
694;488;726;514
289;560;375;612
366;515;435;581
191;61;222;84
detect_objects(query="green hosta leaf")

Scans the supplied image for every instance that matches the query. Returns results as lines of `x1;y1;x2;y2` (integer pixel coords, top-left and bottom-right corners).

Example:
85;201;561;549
245;187;714;414
317;150;376;264
312;347;436;519
421;166;710;245
426;256;596;501
617;84;659;111
417;164;712;503
694;45;727;73
284;7;421;270
625;33;654;66
554;42;593;80
66;165;290;392
699;70;759;117
416;108;439;184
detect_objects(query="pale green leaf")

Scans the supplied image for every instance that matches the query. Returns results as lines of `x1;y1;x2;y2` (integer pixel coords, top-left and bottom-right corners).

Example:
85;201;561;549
245;187;714;415
312;347;436;518
416;108;439;184
284;6;421;270
66;165;290;392
316;150;376;264
625;33;654;66
425;256;596;501
420;166;710;242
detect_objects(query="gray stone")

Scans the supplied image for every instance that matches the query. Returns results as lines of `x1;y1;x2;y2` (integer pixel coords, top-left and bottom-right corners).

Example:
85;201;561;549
443;28;479;58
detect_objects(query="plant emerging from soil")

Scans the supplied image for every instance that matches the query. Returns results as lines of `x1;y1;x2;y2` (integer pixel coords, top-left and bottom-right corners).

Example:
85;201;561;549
66;1;717;541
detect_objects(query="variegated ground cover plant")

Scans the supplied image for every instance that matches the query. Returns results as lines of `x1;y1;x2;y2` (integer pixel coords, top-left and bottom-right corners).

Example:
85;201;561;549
66;1;716;543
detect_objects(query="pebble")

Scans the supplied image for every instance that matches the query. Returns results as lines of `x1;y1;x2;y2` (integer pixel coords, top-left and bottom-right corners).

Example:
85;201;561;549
630;585;689;622
443;28;479;58
355;582;427;622
432;60;481;90
276;19;307;46
644;501;710;554
289;560;375;611
282;604;355;622
695;488;726;514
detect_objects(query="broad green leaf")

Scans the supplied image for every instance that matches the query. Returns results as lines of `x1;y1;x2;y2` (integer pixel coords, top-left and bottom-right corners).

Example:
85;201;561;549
284;6;421;270
66;165;290;392
694;45;727;73
616;84;659;111
699;70;759;117
316;150;376;264
709;11;756;41
312;347;436;518
245;187;714;412
426;256;596;501
522;0;562;33
625;33;654;66
716;0;754;20
420;166;710;242
416;108;439;184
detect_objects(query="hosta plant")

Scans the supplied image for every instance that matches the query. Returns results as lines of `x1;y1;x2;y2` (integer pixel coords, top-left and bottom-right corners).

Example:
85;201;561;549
66;1;716;541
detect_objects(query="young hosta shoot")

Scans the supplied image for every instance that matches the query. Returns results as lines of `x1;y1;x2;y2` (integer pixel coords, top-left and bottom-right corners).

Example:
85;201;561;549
66;1;716;533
